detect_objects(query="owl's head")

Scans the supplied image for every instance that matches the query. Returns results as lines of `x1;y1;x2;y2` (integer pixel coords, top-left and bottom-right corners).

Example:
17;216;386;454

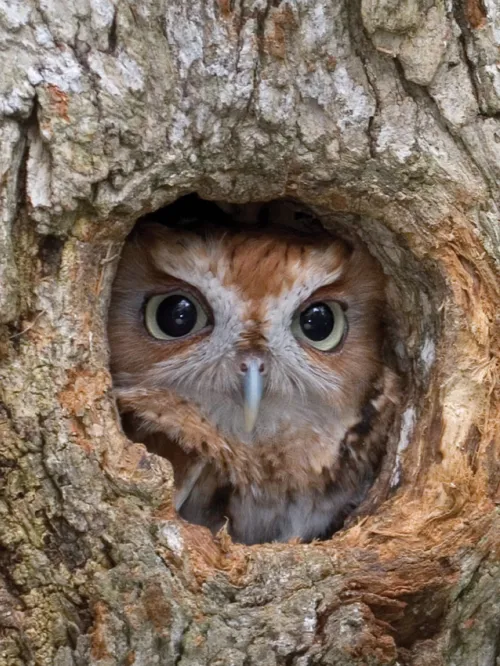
108;222;387;443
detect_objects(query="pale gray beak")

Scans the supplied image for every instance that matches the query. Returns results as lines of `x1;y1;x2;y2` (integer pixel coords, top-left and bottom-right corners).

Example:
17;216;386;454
243;358;264;433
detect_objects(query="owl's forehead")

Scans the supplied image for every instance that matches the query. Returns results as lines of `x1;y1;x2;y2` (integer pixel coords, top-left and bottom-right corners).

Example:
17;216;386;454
148;226;349;299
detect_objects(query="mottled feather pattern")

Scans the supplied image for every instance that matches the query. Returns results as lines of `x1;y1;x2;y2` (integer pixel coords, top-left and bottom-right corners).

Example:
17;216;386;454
109;221;398;544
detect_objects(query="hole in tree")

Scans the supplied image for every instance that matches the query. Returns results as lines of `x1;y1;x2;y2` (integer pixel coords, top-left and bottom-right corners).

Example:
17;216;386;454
108;194;407;546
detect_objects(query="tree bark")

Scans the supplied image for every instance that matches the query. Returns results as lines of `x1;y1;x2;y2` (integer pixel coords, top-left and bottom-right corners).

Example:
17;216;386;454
0;1;499;664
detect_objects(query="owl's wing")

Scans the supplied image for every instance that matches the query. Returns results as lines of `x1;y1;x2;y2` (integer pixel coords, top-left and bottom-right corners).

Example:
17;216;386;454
144;431;230;533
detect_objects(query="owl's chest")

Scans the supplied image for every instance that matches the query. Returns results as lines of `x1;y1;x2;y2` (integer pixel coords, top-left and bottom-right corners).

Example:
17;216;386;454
176;423;366;544
227;484;358;544
179;464;364;545
224;420;347;491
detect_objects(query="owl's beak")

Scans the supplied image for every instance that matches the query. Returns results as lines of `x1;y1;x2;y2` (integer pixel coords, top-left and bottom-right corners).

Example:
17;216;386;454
242;358;265;433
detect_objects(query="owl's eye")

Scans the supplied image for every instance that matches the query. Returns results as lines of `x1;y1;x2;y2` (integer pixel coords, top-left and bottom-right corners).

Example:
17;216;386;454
144;291;209;340
292;301;346;351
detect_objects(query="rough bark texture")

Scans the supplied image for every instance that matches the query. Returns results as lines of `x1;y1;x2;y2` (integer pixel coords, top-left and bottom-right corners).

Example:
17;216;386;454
0;1;499;664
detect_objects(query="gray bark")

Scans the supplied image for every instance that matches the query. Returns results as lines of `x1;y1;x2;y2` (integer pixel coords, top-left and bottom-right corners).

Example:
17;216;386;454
0;1;499;664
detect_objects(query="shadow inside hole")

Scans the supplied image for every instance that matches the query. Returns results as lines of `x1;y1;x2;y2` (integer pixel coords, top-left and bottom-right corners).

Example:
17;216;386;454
108;194;405;545
140;193;331;235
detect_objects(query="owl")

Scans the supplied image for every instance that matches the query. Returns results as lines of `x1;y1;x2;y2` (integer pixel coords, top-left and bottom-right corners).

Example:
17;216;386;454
108;214;398;545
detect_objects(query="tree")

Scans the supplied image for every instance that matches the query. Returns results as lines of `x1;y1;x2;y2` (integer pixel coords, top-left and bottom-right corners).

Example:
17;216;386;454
0;1;499;664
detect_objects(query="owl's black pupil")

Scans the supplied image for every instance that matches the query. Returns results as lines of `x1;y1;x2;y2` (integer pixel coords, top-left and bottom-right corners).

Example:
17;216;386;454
156;295;197;337
299;302;334;341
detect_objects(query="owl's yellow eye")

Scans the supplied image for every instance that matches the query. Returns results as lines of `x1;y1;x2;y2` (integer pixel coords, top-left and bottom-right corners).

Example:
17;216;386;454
292;301;346;351
145;291;209;340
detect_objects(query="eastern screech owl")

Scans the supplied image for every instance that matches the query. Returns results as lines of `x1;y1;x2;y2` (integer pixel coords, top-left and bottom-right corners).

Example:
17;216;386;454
108;215;397;545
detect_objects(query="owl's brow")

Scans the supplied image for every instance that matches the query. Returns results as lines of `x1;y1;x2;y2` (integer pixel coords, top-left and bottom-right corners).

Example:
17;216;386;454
220;235;346;300
300;281;349;306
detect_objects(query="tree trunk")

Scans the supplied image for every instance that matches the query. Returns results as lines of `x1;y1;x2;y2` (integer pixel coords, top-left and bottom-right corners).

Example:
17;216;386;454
0;1;499;664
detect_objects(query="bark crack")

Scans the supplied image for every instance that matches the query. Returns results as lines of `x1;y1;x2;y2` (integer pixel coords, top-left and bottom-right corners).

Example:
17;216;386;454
347;0;381;161
452;0;484;113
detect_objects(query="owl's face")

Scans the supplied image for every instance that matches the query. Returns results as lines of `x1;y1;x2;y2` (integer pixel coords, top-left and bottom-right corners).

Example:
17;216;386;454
109;223;386;443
